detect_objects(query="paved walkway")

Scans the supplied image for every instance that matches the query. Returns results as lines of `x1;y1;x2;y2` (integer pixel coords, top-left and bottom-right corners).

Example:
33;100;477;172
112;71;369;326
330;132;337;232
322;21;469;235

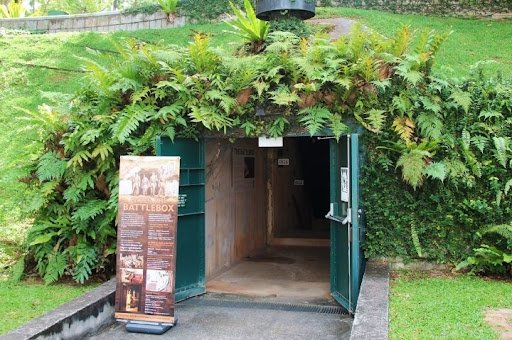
307;17;357;40
91;296;352;340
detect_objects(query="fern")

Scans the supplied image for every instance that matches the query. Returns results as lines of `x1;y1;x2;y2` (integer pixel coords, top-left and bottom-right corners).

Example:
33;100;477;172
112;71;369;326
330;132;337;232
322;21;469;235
479;110;503;121
267;117;289;138
70;242;98;284
471;135;488;153
72;200;107;223
423;162;447;182
298;105;332;136
396;148;430;188
392;117;415;143
328;113;350;141
411;225;424;258
492;137;509;168
43;251;68;285
364;109;387;133
450;90;472;114
112;105;150;143
36;152;67;182
416;112;443;140
270;87;300;106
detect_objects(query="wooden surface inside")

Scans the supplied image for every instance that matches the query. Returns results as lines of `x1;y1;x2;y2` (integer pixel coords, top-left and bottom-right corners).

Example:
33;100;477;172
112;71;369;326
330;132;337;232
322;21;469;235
270;138;330;242
205;139;267;279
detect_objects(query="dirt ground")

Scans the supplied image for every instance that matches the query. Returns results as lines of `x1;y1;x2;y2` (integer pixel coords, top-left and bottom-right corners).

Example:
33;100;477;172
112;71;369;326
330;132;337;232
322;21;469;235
485;309;512;340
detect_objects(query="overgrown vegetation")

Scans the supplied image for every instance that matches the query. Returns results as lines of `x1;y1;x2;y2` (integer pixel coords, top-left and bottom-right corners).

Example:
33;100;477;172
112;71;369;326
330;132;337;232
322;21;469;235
20;21;512;283
390;271;512;339
456;223;512;276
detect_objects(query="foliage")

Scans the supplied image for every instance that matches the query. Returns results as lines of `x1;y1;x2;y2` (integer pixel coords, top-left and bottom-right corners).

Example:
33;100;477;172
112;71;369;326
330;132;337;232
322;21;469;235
0;1;25;18
390;271;512;339
226;0;269;53
121;1;161;15
157;0;178;14
45;0;114;14
456;223;512;276
269;17;311;38
180;0;244;22
14;22;512;282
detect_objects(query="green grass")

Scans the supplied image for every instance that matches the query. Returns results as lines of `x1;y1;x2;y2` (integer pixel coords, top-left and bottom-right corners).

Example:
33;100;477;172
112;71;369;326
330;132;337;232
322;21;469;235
0;280;97;335
390;271;512;339
316;7;512;77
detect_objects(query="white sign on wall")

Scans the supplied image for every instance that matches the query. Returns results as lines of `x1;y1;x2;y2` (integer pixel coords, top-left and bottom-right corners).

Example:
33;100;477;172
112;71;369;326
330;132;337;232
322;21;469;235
258;136;283;148
341;167;350;202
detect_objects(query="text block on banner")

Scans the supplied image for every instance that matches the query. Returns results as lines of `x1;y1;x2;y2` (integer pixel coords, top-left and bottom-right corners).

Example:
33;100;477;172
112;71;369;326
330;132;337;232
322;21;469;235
115;156;180;325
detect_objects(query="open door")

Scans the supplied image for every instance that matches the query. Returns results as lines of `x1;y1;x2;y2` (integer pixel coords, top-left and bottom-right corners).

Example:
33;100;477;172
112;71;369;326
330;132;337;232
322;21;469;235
156;137;206;301
327;134;364;314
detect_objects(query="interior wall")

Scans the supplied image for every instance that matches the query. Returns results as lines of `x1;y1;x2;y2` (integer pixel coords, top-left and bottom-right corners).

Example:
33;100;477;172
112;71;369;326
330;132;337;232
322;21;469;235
271;138;312;237
205;138;267;279
271;138;330;240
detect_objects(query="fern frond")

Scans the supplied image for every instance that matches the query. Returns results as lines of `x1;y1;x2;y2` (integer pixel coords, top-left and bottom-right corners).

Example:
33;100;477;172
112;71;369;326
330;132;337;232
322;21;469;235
298;105;332;136
493;136;509;168
450;90;472;114
423;162;447;182
70;242;98;284
36;152;67;182
112;105;150;143
392;117;415;143
72;200;107;223
416;112;443;140
396;148;430;188
43;251;67;285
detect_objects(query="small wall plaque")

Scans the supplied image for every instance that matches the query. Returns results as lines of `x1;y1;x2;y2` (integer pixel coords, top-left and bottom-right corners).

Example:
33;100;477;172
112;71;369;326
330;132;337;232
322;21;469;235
278;158;290;166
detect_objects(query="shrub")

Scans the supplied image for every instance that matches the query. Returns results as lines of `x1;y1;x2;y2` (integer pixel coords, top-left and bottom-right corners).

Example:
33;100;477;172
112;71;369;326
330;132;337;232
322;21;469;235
269;17;311;38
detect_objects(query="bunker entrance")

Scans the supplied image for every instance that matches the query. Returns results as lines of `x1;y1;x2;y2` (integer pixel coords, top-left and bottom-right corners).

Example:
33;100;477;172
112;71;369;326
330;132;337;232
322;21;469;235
204;137;331;302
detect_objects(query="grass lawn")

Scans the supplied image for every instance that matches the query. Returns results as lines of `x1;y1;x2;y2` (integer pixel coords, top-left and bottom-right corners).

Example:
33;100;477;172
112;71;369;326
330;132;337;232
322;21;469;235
390;271;512;339
316;7;512;77
0;280;98;335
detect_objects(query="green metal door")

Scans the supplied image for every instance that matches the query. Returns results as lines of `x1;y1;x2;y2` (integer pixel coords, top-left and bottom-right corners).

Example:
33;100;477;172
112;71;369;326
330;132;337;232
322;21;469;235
156;137;206;302
327;134;364;314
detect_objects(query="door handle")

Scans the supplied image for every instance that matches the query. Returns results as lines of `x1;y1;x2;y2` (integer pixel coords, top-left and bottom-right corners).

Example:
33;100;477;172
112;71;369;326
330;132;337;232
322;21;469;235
325;204;351;224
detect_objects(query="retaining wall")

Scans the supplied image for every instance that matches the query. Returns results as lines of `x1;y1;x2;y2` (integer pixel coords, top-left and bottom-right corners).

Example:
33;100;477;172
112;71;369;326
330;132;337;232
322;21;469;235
323;0;512;17
0;11;186;33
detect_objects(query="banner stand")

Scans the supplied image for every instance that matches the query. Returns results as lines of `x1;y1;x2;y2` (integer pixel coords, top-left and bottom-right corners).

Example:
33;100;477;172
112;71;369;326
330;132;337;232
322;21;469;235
125;320;177;335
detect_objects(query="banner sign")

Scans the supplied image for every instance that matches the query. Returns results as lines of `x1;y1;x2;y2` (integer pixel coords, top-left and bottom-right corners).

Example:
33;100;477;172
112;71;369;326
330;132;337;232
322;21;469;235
115;156;180;324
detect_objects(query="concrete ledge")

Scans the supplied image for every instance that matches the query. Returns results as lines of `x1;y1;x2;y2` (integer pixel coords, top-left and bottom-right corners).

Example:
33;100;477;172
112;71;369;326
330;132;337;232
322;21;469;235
1;279;116;340
350;261;389;340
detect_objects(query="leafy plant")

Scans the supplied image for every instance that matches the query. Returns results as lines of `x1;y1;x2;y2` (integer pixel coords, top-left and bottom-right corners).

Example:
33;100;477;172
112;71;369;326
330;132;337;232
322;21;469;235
157;0;178;15
456;223;512;276
226;0;270;53
0;1;25;18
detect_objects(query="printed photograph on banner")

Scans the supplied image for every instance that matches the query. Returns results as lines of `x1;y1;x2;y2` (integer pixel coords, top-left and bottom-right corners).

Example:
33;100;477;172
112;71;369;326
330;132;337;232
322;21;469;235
146;270;173;293
120;253;144;269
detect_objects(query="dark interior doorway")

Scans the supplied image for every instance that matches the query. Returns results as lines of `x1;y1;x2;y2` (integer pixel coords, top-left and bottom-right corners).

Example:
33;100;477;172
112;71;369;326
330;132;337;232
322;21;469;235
272;137;330;242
